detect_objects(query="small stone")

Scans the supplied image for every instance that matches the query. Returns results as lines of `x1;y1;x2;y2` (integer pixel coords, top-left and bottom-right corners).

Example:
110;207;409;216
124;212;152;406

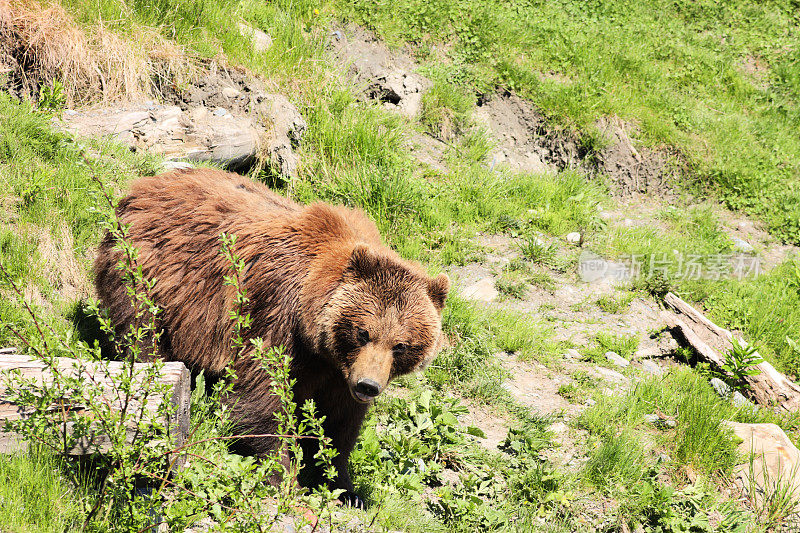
565;349;581;359
221;86;241;99
331;30;343;40
640;359;664;376
162;160;194;171
657;453;670;463
461;278;499;303
585;398;597;406
566;232;582;244
710;377;731;398
623;218;634;227
731;236;754;253
63;108;78;116
237;22;273;52
595;366;628;384
605;351;630;368
212;107;231;117
732;391;755;410
550;422;569;434
644;413;659;424
644;414;676;428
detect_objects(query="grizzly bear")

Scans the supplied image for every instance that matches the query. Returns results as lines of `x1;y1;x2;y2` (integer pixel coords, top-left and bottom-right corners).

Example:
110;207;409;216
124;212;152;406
93;168;450;507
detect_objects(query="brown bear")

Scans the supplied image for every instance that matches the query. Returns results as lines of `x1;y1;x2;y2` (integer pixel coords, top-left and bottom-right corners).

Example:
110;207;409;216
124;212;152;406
93;168;450;507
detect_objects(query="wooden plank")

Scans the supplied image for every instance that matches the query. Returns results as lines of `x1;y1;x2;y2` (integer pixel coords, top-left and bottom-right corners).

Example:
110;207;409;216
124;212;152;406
0;352;189;463
663;292;800;413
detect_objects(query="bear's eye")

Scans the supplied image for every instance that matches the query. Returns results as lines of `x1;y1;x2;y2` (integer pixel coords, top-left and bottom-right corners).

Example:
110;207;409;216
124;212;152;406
357;328;370;346
392;343;407;355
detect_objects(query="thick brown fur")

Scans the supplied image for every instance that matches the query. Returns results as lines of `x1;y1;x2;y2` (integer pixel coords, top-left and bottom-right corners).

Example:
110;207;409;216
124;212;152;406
94;168;450;503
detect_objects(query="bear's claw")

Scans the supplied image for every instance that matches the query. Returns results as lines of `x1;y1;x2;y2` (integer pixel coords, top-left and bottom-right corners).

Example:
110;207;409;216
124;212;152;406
339;490;366;510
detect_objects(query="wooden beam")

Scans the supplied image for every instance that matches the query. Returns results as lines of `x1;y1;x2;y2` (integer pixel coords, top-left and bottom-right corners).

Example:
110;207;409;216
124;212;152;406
662;292;800;413
0;352;189;464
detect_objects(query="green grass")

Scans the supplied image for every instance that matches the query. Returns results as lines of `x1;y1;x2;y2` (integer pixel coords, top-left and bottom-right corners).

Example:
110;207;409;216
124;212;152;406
0;93;158;345
0;449;87;533
596;291;635;314
699;258;800;378
5;0;800;529
341;0;800;245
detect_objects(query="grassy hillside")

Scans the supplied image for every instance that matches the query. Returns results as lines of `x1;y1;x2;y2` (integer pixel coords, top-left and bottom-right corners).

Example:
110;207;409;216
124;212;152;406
3;0;800;531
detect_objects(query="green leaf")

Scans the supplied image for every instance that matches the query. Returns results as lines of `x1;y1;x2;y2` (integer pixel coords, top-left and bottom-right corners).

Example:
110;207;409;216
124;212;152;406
466;426;486;438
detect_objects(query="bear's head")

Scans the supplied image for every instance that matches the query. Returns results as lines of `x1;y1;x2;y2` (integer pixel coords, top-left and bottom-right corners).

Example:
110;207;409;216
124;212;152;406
320;244;450;403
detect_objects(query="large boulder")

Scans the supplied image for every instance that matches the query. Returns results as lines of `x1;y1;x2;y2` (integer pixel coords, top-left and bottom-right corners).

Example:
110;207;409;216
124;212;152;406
723;421;800;512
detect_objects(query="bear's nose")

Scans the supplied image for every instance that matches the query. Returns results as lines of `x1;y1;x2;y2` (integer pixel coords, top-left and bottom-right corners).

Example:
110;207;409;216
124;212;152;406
355;378;382;398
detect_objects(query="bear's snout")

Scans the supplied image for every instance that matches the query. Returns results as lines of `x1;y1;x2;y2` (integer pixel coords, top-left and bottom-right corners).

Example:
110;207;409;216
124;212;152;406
353;378;382;401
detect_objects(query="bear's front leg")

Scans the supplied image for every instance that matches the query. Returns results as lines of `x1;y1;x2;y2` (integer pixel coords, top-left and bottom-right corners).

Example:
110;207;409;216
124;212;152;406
313;395;370;509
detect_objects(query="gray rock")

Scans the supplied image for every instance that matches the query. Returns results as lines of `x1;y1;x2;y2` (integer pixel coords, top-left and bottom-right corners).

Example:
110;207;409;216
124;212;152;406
237;22;273;52
731;236;754;253
710;377;731;398
644;413;676;428
566;232;581;244
257;93;308;177
605;351;630;368
578;250;632;284
723;421;800;514
58;104;261;170
640;359;664;376
564;348;581;360
161;160;194;171
461;278;499;303
212;107;231;117
732;391;756;410
595;366;629;384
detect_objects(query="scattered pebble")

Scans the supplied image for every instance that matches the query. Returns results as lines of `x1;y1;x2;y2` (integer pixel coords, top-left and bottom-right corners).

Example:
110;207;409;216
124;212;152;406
162;160;194;171
585;398;597;407
605;351;630;368
221;87;241;99
212;107;232;118
710;377;731;398
731;236;754;253
732;391;756;411
461;278;499;303
564;348;581;360
237;22;273;52
644;413;676;428
640;359;664;376
566;232;581;244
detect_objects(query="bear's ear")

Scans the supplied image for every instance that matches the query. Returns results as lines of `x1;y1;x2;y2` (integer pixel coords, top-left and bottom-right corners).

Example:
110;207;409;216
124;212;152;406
347;243;379;276
427;273;450;310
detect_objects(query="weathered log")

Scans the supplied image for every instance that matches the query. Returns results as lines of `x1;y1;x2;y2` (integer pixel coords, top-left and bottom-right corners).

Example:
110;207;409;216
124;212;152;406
0;352;190;462
661;292;800;413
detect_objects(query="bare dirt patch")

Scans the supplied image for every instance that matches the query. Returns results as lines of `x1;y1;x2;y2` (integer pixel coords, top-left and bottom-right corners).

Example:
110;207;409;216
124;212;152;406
329;24;428;118
473;91;583;175
594;116;678;197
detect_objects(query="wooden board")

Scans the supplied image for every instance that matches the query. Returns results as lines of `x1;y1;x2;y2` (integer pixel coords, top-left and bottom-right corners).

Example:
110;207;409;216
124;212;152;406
0;352;190;461
662;292;800;413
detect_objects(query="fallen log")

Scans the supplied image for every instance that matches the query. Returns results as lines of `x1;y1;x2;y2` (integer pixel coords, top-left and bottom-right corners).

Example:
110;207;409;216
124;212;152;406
0;352;190;462
661;292;800;413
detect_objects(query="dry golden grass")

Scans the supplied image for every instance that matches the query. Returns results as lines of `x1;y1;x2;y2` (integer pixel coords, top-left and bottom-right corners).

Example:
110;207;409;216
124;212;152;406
0;0;194;106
